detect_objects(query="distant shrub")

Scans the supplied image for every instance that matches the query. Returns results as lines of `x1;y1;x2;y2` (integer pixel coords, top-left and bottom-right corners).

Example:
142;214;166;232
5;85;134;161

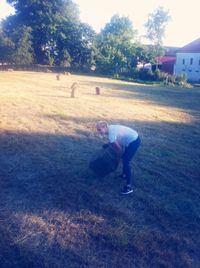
112;67;191;88
141;69;191;88
137;69;171;82
175;73;187;84
174;73;192;88
193;83;200;87
113;73;119;79
138;68;155;81
123;68;139;79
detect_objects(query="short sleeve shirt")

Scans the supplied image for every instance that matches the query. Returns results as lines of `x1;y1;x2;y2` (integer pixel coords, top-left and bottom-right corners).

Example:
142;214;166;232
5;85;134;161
108;125;138;147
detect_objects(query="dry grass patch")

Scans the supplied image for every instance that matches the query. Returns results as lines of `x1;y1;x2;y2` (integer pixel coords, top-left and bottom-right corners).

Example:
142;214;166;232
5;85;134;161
0;71;200;267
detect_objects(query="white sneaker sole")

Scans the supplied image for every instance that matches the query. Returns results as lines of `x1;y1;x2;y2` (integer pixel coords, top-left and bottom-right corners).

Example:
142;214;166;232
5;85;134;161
121;189;133;195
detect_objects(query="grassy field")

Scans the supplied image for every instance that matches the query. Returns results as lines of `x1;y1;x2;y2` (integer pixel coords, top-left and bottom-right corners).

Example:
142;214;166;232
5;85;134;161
0;71;200;268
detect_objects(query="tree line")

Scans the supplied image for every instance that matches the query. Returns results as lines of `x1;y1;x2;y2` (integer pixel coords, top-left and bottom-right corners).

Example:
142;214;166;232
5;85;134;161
0;0;170;77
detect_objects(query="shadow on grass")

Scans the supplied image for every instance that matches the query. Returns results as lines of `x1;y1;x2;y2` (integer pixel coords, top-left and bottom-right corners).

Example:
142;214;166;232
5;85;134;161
0;125;200;267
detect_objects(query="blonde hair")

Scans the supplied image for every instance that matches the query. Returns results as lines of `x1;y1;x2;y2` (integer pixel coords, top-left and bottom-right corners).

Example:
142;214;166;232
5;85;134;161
96;120;108;130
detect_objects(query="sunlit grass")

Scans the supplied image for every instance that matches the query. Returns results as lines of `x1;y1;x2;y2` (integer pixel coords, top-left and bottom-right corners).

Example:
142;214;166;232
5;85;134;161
0;71;200;267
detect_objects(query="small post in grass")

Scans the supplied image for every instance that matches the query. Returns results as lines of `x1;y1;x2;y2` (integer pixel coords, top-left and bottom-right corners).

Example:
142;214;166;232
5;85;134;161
95;87;101;95
71;82;77;98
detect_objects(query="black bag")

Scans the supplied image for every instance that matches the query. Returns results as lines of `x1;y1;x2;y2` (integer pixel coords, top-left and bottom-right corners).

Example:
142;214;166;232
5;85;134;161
89;145;120;177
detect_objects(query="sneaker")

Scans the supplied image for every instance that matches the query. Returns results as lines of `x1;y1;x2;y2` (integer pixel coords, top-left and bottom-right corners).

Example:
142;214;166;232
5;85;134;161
121;185;133;195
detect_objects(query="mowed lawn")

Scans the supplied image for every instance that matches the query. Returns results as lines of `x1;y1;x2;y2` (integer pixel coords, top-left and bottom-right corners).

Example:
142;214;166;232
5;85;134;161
0;71;200;268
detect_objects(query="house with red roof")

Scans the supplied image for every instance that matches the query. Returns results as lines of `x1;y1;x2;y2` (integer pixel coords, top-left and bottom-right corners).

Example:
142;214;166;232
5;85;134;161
174;38;200;82
154;46;178;74
158;55;176;74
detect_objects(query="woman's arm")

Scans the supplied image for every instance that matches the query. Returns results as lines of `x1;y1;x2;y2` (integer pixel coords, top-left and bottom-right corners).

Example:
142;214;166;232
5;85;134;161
110;140;123;158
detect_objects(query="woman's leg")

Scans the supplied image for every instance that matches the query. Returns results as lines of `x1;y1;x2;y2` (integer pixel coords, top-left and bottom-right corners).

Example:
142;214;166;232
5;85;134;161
122;137;141;186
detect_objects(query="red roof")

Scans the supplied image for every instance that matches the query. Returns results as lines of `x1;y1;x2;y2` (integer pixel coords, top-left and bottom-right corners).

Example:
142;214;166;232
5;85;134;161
179;37;200;53
158;56;176;63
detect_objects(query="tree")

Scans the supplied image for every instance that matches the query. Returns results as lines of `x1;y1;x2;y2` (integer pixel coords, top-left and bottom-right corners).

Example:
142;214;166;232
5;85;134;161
12;25;33;64
5;0;80;64
144;6;171;66
0;30;14;64
4;0;96;69
56;21;96;69
134;44;155;65
96;14;137;75
101;14;137;42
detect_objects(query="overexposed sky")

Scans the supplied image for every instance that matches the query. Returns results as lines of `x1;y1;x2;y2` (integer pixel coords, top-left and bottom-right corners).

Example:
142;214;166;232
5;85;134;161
1;0;200;47
0;0;14;19
75;0;200;47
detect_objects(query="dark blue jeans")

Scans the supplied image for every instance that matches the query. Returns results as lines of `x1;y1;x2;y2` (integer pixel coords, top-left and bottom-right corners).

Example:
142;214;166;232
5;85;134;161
122;136;141;186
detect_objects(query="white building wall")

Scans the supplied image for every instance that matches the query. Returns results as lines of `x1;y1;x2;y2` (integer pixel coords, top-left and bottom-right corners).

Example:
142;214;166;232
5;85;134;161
174;52;200;82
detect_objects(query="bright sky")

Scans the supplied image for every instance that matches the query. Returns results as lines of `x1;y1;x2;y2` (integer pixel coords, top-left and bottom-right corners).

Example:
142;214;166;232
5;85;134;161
1;0;200;47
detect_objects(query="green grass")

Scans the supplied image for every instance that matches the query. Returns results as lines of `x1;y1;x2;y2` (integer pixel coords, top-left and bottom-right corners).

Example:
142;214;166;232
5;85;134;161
0;71;200;267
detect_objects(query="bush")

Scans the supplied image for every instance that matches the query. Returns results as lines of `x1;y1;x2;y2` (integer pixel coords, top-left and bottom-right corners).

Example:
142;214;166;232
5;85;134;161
120;68;139;79
111;67;191;88
142;70;191;87
138;68;155;81
137;69;172;82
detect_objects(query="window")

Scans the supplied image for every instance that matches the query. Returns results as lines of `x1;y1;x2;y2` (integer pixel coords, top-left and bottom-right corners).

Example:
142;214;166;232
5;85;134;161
190;58;193;65
182;59;185;64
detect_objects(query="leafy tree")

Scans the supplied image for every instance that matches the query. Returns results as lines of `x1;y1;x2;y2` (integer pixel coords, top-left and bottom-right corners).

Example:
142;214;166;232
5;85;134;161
11;25;33;64
67;22;96;69
96;14;137;75
144;6;171;65
5;0;79;64
59;49;71;67
101;14;137;41
4;0;96;68
0;30;14;64
134;44;155;65
56;21;96;69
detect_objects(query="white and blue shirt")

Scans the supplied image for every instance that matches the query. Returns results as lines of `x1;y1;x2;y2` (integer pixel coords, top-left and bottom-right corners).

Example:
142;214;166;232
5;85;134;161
108;125;138;147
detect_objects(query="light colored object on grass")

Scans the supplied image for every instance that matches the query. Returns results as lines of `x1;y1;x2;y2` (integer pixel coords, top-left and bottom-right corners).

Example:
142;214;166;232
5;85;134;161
63;72;71;75
46;69;52;73
70;82;78;98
